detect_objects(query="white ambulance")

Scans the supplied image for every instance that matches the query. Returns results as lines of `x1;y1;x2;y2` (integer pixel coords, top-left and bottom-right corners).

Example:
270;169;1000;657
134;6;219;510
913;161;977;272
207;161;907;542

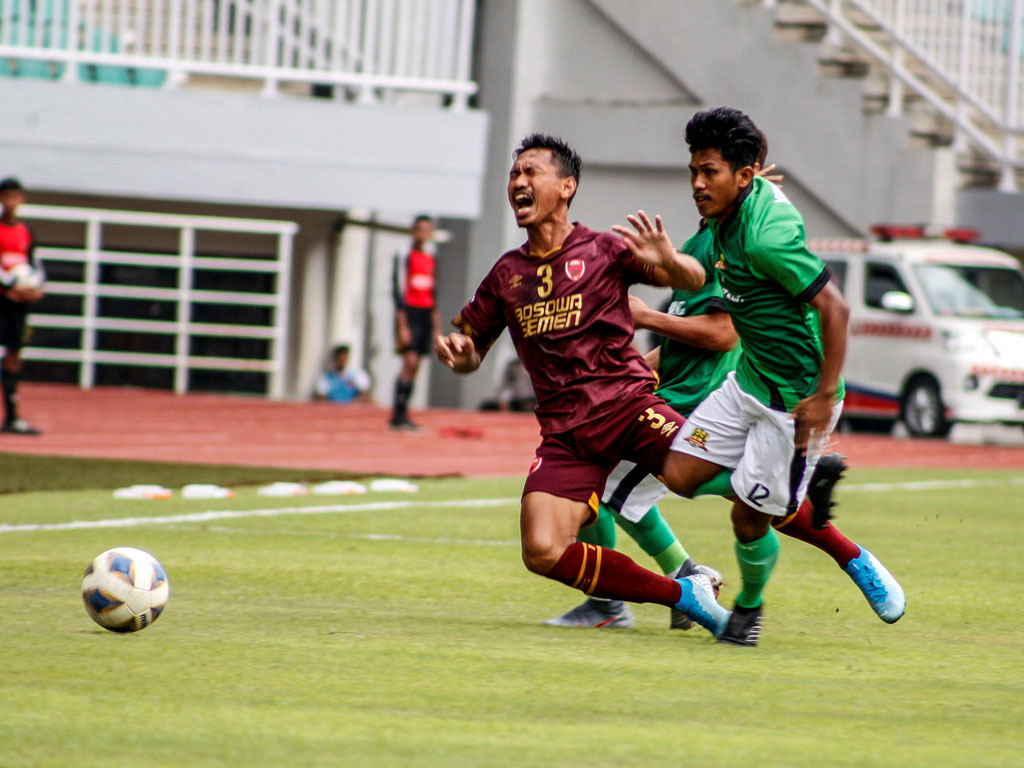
813;226;1024;437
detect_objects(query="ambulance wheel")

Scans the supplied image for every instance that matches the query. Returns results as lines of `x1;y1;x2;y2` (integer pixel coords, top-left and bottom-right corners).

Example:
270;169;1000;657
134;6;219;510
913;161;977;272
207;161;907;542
901;375;951;438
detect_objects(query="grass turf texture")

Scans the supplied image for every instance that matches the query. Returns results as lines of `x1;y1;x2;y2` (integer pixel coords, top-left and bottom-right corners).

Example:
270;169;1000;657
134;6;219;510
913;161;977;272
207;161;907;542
1;466;1022;767
0;452;362;494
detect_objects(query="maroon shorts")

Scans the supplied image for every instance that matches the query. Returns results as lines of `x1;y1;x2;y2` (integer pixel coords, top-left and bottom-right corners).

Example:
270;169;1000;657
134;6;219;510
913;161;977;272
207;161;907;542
522;391;687;510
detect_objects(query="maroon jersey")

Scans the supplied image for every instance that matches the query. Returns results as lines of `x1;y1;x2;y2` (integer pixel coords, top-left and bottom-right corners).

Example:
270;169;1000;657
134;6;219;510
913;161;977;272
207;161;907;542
454;224;660;435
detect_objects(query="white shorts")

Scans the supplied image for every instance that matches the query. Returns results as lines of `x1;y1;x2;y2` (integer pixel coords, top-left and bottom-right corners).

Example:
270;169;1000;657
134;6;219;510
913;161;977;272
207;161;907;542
669;372;842;517
601;460;670;523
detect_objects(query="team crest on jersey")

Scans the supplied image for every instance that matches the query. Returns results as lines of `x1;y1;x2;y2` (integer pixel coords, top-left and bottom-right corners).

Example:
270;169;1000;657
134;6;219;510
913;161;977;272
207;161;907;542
509;274;523;289
529;456;543;474
684;427;710;451
714;255;726;271
565;258;585;281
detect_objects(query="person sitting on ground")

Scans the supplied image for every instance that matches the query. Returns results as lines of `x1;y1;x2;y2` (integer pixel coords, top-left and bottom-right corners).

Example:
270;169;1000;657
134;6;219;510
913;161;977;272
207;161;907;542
314;344;372;404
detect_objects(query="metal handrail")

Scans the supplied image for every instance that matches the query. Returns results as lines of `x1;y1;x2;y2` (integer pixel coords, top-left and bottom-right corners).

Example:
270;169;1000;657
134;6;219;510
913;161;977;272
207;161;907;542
0;0;478;108
19;203;298;398
796;0;1023;191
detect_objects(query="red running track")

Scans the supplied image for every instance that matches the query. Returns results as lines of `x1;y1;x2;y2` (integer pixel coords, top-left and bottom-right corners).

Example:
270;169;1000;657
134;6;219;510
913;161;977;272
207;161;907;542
2;383;1022;476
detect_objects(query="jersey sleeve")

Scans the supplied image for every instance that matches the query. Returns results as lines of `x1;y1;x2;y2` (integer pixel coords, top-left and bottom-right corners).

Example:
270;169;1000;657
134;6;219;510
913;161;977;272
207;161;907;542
746;214;828;301
391;252;405;310
452;266;507;356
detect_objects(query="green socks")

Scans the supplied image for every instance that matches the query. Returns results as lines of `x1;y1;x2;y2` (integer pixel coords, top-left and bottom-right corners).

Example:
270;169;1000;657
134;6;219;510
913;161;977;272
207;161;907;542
693;469;734;498
734;528;779;609
577;503;616;549
609;504;688;575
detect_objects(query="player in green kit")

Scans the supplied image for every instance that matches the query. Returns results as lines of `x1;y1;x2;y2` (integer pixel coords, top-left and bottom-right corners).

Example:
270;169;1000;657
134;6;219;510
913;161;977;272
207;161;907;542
669;107;852;645
548;214;904;631
609;108;900;645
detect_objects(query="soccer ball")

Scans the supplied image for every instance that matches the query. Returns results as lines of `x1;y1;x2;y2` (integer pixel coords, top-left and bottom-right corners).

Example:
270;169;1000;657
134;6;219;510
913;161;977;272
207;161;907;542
7;262;43;290
81;547;170;633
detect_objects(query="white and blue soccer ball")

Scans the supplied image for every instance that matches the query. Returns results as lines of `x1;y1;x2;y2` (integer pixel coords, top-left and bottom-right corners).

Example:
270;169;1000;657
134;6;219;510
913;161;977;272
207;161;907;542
81;547;169;633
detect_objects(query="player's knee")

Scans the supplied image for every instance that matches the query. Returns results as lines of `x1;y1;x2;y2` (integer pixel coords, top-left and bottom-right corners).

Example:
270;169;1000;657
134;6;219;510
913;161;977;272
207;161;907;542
731;504;772;543
521;541;564;576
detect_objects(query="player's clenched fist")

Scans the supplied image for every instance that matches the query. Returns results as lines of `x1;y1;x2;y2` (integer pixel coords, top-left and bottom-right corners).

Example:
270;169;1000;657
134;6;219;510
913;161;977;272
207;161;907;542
435;332;481;374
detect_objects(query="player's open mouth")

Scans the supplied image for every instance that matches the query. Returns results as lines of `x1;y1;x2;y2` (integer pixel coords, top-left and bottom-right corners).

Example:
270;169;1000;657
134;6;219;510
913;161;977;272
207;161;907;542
513;193;533;211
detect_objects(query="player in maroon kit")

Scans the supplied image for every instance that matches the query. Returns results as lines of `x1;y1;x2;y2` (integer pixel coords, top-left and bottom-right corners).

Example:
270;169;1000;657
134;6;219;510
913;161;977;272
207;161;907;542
390;215;441;429
435;134;732;635
0;177;44;435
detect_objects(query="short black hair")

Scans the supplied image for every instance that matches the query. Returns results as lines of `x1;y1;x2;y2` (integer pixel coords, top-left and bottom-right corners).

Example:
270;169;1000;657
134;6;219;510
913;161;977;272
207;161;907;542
513;134;582;185
413;214;433;226
332;343;351;355
684;108;762;171
756;130;769;169
0;177;24;193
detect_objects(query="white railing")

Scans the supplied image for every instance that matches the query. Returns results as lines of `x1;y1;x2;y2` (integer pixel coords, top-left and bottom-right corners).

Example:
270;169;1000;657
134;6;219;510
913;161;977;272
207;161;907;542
792;0;1024;191
0;0;477;108
20;204;298;398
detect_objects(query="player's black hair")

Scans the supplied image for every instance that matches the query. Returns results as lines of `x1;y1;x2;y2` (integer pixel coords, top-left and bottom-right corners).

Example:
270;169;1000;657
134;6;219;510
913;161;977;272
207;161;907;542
756;130;769;169
0;177;24;193
332;343;351;355
684;108;762;172
513;134;582;185
412;214;433;226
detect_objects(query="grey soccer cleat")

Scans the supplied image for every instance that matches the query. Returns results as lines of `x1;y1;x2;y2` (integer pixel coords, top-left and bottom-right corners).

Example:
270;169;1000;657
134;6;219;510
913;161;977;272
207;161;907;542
670;559;724;630
543;597;635;628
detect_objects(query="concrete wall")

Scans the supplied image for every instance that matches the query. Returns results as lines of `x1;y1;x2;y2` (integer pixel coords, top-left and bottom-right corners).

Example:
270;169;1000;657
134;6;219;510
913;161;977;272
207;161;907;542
0;79;488;217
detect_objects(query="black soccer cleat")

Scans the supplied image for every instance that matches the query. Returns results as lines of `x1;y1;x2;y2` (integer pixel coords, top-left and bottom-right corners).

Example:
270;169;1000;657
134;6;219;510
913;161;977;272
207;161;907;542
717;602;763;647
807;453;848;530
1;418;41;435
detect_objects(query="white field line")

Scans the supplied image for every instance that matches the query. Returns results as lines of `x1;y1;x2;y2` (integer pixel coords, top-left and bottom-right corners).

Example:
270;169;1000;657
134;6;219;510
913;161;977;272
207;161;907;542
0;497;520;534
840;478;1024;493
2;476;1022;535
198;526;519;547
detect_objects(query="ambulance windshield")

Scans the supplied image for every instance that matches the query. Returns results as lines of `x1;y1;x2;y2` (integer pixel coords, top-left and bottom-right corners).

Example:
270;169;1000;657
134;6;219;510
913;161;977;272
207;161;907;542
914;264;1024;319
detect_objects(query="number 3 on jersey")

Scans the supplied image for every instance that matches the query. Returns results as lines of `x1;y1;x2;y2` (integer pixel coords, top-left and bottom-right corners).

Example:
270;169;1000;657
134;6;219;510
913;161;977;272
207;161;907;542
536;264;553;298
638;407;680;437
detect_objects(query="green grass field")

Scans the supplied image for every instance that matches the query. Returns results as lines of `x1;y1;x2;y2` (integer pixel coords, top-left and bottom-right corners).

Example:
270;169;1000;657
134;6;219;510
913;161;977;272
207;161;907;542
1;462;1022;767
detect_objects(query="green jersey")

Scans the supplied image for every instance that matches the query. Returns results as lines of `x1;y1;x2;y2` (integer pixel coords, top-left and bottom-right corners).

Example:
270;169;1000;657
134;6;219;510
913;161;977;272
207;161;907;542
655;224;742;416
705;176;844;411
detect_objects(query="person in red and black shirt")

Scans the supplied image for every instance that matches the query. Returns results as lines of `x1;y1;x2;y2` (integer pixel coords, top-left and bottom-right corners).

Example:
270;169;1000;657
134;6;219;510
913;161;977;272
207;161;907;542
0;177;44;435
435;134;732;636
389;215;440;429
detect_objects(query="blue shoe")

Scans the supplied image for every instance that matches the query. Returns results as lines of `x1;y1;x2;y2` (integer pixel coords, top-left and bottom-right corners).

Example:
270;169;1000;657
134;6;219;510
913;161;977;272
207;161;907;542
670;559;723;630
674;573;731;636
843;548;906;623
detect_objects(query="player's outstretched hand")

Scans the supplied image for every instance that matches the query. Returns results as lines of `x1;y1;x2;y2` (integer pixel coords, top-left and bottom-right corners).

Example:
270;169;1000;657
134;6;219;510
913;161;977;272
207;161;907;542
435;332;481;374
612;210;676;267
755;162;785;187
792;391;834;455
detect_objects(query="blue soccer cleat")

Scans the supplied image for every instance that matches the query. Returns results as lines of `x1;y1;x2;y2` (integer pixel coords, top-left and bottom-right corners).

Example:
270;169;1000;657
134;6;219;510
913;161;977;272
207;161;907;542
674;573;731;637
844;548;906;623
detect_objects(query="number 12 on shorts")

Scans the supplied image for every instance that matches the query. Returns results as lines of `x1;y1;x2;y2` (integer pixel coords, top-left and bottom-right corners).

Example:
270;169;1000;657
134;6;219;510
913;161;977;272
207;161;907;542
746;482;770;507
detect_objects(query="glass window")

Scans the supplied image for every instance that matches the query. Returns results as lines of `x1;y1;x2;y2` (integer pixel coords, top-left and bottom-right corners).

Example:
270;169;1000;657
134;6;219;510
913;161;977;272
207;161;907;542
913;264;1024;318
824;259;847;295
864;262;909;309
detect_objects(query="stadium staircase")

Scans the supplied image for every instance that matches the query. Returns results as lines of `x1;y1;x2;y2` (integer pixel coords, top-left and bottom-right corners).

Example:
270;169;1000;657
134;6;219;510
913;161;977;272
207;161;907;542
587;0;1023;230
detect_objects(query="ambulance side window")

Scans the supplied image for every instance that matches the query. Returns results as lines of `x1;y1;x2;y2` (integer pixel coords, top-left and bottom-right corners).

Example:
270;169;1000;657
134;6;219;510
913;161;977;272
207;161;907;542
865;262;909;309
824;260;847;295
